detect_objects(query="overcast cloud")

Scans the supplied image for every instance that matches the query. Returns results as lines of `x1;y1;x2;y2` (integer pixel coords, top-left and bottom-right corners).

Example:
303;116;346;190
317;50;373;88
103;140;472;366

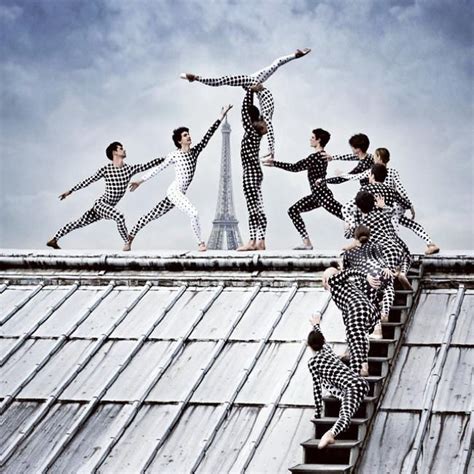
1;0;473;252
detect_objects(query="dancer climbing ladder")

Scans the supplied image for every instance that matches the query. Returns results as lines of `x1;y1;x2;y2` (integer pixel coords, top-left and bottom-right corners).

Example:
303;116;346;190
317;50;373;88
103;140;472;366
307;313;369;449
46;142;165;249
181;48;311;156
263;128;343;250
125;104;233;251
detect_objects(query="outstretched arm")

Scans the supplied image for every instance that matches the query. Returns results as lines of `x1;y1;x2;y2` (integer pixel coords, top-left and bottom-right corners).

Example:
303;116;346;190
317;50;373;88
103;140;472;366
61;166;106;199
308;358;323;418
391;169;413;209
193;105;232;156
271;154;314;172
130;157;166;175
129;154;173;191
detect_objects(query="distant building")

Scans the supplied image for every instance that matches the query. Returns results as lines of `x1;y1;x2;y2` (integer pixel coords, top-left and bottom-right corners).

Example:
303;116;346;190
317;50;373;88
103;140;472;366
207;117;243;250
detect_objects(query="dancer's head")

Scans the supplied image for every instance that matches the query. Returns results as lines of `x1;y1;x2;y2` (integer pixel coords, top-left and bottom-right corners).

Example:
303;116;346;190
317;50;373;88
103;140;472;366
375;147;390;164
355;190;375;213
311;128;331;148
349;133;370;154
173;127;191;149
354;224;370;244
370;163;388;183
307;328;325;352
248;104;268;135
106;142;125;161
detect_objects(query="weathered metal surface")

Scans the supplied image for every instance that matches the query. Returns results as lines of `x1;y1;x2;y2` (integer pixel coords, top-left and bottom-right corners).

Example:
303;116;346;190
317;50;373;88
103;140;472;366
452;293;474;344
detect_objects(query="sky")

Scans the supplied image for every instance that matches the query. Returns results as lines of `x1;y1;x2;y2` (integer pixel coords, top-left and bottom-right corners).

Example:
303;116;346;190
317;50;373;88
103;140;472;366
1;0;473;253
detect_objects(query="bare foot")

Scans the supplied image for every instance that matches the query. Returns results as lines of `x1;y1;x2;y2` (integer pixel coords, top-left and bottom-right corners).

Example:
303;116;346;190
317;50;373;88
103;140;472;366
360;362;369;377
237;240;257;251
198;242;207;252
425;243;440;255
318;430;335;449
180;73;196;82
398;273;413;290
295;48;311;58
381;312;389;322
46;238;61;250
256;239;266;250
123;236;134;252
370;322;383;339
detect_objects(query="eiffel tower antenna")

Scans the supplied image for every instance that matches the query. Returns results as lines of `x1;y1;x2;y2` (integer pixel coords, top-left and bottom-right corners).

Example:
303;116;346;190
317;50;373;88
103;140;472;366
207;116;243;250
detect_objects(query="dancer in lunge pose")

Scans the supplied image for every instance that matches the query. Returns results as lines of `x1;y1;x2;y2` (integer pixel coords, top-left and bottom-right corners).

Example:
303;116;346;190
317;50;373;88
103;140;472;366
322;265;380;377
352;191;413;290
263;128;343;250
237;89;268;251
181;48;311;156
336;147;439;255
46;143;165;250
343;224;396;338
318;133;374;187
126;105;233;251
307;313;369;449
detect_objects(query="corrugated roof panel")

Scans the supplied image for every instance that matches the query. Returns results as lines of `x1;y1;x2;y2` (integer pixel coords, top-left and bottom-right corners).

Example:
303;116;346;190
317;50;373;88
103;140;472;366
98;404;181;473
245;407;314;473
0;337;18;359
33;288;102;337
2;402;86;474
381;346;438;410
358;411;419;473
230;289;291;341
19;340;95;399
416;414;470;473
60;340;137;401
236;342;301;404
149;288;217;340
103;340;177;401
110;287;178;339
190;342;260;403
279;346;315;406
196;405;267;473
433;347;473;412
406;291;457;344
71;288;141;338
452;294;474;344
0;287;71;337
319;300;347;343
1;339;57;397
0;401;41;450
271;289;327;341
190;287;254;340
145;405;226;473
0;286;36;319
50;403;134;473
146;341;217;402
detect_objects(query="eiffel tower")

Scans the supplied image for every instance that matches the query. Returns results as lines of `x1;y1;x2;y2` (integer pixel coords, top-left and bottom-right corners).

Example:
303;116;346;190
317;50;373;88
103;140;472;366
207;117;243;250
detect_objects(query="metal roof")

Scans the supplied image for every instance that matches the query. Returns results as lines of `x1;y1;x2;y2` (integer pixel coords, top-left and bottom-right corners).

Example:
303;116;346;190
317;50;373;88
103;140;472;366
0;250;472;473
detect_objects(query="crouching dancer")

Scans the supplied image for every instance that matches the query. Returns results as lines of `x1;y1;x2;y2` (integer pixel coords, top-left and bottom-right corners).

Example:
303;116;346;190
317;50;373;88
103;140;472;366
307;313;369;449
47;142;164;249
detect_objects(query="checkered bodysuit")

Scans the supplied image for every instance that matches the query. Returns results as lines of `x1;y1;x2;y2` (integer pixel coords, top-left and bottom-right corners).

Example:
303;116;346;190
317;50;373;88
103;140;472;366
240;90;266;240
348;207;412;274
129;119;221;243
308;324;369;436
273;152;343;238
328;268;380;374
323;153;374;186
195;53;300;156
54;158;164;243
342;181;412;230
339;167;434;244
343;241;395;317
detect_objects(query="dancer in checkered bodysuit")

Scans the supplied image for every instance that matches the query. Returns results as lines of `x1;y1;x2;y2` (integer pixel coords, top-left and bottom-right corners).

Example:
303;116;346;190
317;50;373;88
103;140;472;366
181;48;311;156
237;89;268;251
126;105;232;251
307;313;369;449
320;133;374;187
46;142;164;249
338;147;439;255
263;128;343;250
323;266;380;377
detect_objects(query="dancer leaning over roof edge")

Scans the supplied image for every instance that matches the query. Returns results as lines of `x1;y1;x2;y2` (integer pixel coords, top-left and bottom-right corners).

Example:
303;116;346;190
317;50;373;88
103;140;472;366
46;142;165;250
